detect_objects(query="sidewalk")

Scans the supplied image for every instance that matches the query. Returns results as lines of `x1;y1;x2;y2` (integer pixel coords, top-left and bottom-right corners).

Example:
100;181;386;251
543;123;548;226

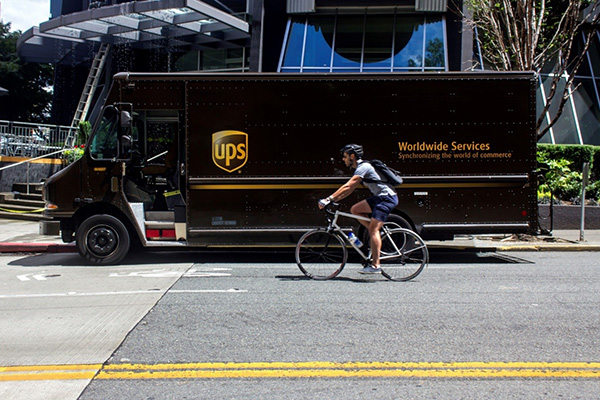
0;219;599;253
0;219;75;253
428;230;600;252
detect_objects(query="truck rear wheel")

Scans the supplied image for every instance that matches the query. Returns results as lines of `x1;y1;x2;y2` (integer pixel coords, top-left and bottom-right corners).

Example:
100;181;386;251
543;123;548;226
76;214;130;265
386;214;412;231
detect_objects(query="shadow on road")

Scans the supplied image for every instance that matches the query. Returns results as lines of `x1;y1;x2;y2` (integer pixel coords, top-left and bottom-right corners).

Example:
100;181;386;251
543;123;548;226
7;248;534;267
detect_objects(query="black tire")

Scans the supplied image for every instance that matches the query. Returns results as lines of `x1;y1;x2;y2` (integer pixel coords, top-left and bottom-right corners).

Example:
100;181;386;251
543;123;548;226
385;214;412;230
358;213;413;244
379;228;428;281
295;229;347;280
76;214;130;265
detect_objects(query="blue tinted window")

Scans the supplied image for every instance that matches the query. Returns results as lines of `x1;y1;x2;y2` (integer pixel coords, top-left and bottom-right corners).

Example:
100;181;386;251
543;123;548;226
282;18;306;68
393;16;424;70
333;15;364;69
303;16;334;68
424;16;445;68
278;13;447;73
363;15;394;68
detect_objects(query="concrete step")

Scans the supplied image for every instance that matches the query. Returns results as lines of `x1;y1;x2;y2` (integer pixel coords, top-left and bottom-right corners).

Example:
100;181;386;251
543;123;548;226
11;182;44;195
18;193;43;202
0;202;44;212
0;210;50;221
2;197;46;208
0;190;48;221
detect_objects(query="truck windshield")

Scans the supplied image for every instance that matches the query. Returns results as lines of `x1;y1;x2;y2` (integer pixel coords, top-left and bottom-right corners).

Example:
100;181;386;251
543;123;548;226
90;107;119;159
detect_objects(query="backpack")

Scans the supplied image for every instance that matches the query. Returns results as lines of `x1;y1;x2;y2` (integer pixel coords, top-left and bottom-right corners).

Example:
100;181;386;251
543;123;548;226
363;159;403;186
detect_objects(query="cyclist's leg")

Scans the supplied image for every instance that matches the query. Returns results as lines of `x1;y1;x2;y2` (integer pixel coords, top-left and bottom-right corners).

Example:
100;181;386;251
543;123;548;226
368;218;385;267
350;200;372;230
364;195;397;267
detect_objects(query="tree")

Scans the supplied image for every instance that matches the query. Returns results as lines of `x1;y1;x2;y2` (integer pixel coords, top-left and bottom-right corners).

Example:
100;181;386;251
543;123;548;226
0;22;54;122
462;1;600;140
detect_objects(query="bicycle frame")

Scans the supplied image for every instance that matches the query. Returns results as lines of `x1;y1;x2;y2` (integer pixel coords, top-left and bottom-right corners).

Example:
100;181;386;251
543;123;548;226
326;208;403;263
296;204;428;281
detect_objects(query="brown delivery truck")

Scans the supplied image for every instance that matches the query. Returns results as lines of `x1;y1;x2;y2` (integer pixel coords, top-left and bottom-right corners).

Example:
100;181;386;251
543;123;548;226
43;72;538;264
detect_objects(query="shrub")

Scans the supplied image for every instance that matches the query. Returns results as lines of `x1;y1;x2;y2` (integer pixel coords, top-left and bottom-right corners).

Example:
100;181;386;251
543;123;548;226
586;180;600;203
537;150;582;203
63;145;85;164
537;145;599;204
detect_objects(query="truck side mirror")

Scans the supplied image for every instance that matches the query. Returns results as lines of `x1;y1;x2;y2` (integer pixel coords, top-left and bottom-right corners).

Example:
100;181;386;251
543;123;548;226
120;111;132;129
120;135;132;148
119;134;132;160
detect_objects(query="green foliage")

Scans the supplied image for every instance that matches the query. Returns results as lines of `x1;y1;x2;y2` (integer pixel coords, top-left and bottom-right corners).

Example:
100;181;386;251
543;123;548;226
587;181;600;203
0;22;54;122
78;121;92;145
537;144;596;173
592;150;600;182
537;144;600;203
63;145;85;164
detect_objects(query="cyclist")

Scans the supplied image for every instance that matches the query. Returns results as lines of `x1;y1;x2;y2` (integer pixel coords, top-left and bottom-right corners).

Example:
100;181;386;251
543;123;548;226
318;144;399;274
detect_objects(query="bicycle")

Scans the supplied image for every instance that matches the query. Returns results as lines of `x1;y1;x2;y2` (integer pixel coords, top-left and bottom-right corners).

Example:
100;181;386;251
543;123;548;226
295;203;428;281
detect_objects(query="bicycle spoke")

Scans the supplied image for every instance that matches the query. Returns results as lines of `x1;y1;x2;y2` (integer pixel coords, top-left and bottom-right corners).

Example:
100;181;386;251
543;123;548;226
379;228;428;281
296;230;347;280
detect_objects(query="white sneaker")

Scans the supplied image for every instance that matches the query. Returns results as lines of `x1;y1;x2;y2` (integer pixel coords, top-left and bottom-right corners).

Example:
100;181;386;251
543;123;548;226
358;266;382;274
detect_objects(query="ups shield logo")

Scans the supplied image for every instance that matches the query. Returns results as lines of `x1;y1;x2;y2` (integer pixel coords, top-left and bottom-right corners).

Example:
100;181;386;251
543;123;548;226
212;130;248;173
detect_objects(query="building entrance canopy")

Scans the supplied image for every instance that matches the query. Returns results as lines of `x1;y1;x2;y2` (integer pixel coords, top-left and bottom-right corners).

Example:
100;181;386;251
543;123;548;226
17;0;250;64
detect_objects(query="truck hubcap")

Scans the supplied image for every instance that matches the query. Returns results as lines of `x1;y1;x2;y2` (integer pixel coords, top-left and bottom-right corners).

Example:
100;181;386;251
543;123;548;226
87;226;118;257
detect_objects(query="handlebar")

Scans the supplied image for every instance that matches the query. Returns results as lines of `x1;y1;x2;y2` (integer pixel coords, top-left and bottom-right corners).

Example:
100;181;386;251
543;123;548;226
323;202;341;217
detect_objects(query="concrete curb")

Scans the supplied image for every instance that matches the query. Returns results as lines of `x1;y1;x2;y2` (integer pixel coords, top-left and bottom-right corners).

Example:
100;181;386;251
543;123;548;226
0;243;77;253
494;244;600;252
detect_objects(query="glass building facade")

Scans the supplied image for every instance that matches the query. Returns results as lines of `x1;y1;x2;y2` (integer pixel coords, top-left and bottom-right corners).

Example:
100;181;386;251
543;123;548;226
538;32;600;146
278;12;447;73
15;1;600;145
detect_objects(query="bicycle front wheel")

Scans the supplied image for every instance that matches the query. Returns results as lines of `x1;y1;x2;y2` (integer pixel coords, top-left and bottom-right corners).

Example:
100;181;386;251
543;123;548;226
295;229;348;280
379;228;428;282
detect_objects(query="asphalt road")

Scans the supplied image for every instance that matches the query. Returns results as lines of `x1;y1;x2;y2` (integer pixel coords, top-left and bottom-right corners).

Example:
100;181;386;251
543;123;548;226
1;250;599;399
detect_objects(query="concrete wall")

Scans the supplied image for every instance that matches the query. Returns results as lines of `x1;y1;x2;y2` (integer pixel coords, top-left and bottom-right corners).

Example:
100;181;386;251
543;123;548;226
0;158;63;192
539;204;600;230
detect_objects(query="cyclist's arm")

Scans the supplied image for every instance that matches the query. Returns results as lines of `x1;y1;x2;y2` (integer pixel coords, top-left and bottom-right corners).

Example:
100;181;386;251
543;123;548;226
329;175;362;203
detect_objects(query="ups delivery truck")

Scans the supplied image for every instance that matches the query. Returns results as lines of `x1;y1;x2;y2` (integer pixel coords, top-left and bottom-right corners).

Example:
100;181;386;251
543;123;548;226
43;72;538;264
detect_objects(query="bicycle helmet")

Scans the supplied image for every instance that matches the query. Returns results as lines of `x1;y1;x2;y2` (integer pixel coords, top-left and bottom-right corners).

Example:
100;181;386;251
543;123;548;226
340;144;364;159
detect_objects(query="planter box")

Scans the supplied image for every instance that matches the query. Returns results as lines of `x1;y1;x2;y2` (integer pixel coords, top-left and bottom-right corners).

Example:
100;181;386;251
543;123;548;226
538;204;600;230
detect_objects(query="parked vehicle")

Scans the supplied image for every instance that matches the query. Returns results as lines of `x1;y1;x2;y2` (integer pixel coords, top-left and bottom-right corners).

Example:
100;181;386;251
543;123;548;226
43;72;538;264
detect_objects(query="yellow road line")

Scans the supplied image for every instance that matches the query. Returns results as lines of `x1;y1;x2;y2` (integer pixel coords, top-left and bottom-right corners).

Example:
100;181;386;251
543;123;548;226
0;364;102;382
101;361;600;370
2;362;600;381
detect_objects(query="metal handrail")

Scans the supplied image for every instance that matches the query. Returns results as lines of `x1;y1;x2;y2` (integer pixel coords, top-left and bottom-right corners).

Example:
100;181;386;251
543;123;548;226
0;119;73;159
0;149;65;171
0;149;66;195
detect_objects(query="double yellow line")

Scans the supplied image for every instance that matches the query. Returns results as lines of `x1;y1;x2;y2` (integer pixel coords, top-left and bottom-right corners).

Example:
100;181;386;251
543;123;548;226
2;361;600;381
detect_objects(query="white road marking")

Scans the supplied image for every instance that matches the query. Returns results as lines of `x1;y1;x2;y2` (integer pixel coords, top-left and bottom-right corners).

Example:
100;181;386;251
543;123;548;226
170;289;247;293
17;273;48;281
109;269;182;278
0;290;165;299
0;288;247;299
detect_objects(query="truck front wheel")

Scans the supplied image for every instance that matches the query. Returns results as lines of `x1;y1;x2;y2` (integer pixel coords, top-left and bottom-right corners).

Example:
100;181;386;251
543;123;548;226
76;214;130;265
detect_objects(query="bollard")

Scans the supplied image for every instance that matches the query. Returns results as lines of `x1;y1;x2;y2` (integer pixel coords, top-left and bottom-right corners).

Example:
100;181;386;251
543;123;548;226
580;162;589;242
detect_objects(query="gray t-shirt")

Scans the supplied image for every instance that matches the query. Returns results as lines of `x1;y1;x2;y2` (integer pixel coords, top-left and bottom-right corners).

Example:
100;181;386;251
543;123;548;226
354;160;397;197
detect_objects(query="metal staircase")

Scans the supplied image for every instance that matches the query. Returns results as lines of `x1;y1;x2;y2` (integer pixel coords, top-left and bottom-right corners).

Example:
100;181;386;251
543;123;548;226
63;43;111;149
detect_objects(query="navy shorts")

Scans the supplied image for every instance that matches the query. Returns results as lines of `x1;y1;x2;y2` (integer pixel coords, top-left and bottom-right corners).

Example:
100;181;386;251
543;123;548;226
366;194;399;222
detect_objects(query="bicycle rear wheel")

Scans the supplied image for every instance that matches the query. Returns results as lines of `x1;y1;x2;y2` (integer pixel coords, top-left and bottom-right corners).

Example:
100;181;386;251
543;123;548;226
296;229;347;280
379;228;428;281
